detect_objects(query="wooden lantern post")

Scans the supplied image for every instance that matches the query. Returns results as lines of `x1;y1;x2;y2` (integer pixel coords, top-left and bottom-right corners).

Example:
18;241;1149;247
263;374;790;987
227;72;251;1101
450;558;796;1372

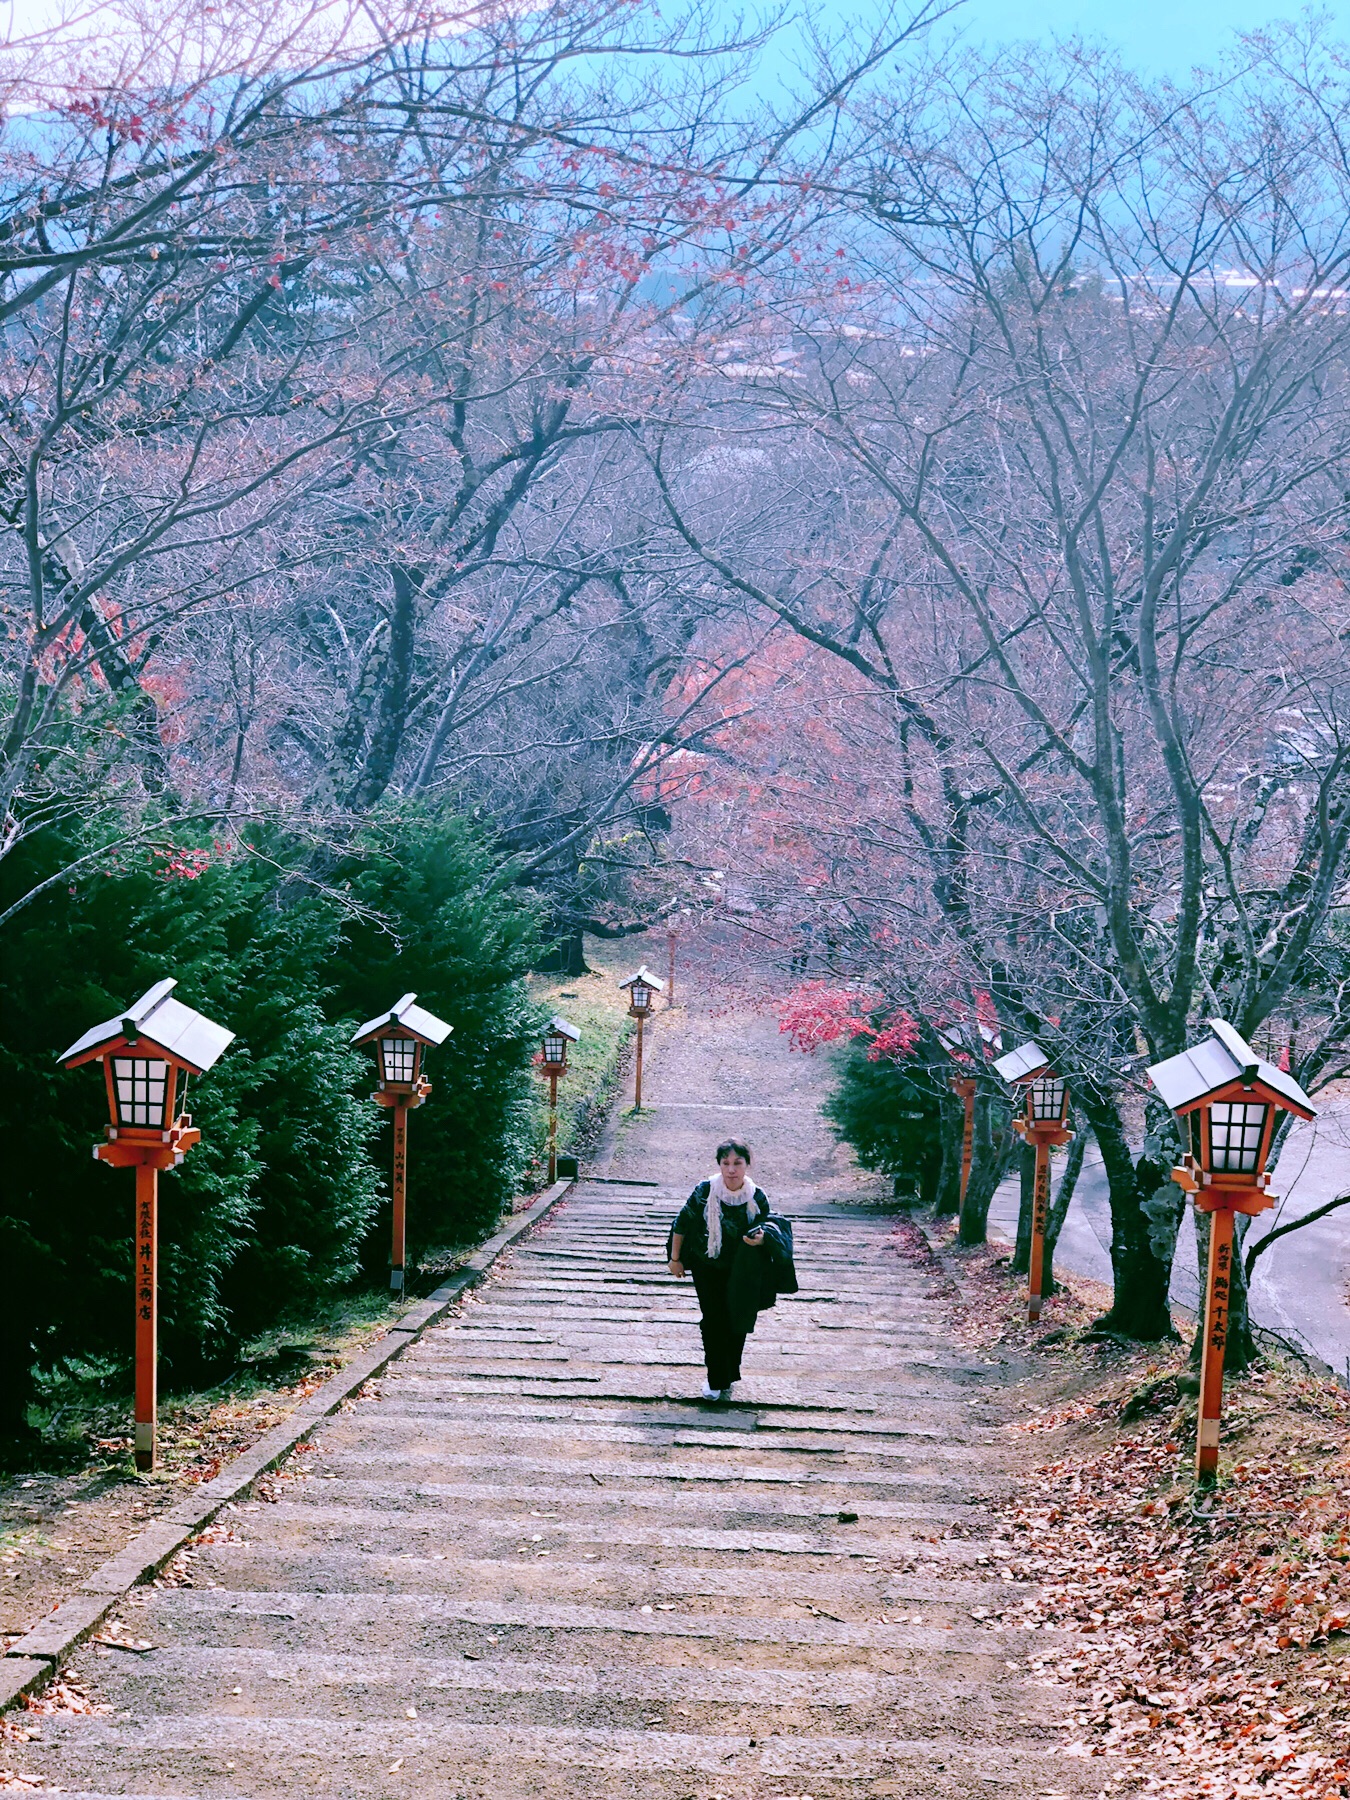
539;1016;580;1184
352;994;452;1295
619;966;665;1110
1148;1021;1315;1480
994;1041;1073;1324
60;979;234;1472
950;1075;977;1229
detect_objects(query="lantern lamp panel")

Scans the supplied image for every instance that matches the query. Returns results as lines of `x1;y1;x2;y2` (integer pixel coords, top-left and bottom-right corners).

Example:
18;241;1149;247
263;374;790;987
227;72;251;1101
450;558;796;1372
1029;1077;1067;1121
543;1033;567;1065
380;1037;420;1084
1207;1101;1268;1174
113;1057;171;1127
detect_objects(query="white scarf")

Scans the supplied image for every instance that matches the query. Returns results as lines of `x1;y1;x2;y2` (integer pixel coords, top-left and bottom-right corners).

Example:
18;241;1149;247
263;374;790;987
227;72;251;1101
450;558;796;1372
705;1173;760;1259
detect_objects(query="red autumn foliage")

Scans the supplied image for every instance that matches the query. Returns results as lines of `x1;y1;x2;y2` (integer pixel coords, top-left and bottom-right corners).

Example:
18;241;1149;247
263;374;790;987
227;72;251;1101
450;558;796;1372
778;980;919;1060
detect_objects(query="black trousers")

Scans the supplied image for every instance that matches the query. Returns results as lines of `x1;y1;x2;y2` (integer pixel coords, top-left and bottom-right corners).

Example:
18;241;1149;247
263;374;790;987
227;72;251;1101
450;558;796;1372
691;1262;746;1389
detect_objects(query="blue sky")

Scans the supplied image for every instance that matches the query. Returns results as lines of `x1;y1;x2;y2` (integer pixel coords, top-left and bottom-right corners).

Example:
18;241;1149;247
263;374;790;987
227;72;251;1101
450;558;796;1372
898;0;1339;75
5;0;1340;89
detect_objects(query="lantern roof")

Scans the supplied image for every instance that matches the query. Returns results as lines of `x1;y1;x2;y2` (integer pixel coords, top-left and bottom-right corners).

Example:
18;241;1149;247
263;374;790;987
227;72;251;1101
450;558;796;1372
1148;1019;1315;1120
993;1039;1051;1085
546;1015;581;1043
58;978;235;1074
618;965;666;995
350;992;453;1049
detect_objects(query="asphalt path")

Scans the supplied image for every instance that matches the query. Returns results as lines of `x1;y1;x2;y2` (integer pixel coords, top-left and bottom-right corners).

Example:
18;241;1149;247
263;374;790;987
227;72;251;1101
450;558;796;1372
987;1099;1350;1377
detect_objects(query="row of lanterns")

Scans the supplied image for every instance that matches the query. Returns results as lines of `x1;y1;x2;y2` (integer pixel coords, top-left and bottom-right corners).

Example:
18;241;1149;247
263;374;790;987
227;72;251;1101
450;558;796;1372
57;957;678;1473
57;981;593;1471
962;1018;1315;1481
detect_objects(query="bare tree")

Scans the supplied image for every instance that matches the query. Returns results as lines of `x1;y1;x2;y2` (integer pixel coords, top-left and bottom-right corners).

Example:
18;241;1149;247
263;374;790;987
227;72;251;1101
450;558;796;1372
649;32;1350;1348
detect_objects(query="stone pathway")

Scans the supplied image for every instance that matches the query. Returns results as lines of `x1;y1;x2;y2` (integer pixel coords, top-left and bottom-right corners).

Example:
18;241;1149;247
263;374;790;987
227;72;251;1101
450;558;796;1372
16;981;1096;1799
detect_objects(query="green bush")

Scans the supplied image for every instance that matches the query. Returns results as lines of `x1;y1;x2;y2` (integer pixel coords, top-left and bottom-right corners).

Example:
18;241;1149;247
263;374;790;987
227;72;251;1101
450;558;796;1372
0;830;380;1394
329;807;544;1256
0;804;542;1431
824;1038;943;1199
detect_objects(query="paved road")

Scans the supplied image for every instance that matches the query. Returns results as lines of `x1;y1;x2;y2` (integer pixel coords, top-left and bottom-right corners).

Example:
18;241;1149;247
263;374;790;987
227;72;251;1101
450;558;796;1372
18;995;1094;1799
988;1104;1350;1374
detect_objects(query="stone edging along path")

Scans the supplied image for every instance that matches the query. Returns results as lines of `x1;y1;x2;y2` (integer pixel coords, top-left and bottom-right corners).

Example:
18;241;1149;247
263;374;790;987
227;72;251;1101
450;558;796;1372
0;1178;575;1715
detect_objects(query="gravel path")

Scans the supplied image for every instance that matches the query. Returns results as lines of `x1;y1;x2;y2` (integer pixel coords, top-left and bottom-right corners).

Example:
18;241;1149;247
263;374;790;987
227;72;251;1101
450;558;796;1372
14;973;1096;1799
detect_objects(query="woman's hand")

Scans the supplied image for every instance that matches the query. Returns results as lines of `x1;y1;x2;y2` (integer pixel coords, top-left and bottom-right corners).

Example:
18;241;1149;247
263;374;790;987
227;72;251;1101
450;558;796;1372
742;1228;765;1246
668;1259;687;1278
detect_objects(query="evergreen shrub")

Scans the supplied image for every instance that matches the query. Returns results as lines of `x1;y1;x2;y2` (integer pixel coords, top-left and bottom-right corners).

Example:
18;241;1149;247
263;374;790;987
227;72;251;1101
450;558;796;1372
0;804;541;1434
825;1038;943;1201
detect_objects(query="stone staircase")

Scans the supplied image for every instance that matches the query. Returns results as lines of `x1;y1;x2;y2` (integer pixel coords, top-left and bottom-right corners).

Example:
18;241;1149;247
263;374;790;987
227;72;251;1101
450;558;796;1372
15;1180;1095;1800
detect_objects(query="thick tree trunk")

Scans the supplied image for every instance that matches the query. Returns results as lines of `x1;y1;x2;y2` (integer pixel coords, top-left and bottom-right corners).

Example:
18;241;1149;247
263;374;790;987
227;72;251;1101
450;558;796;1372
918;1136;942;1209
342;564;419;812
1082;1099;1181;1341
537;927;590;977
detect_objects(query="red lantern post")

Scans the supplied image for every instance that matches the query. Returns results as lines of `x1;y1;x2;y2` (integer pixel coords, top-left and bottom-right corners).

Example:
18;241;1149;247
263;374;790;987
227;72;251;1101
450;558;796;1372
60;979;234;1471
950;1075;976;1229
619;966;665;1110
1148;1021;1315;1479
994;1041;1073;1323
539;1015;580;1183
352;994;452;1294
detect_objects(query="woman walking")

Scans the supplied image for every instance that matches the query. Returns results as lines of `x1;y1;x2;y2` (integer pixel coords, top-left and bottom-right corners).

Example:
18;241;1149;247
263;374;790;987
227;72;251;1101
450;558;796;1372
668;1140;769;1401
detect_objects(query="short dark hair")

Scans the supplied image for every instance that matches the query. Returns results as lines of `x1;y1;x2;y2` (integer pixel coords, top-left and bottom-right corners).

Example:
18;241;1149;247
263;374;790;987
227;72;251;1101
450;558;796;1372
715;1139;752;1165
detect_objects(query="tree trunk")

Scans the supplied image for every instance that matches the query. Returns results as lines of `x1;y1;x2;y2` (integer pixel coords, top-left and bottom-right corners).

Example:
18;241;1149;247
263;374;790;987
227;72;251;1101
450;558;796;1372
1011;1139;1035;1275
932;1090;963;1218
956;1093;1014;1246
918;1135;942;1210
1042;1130;1087;1295
1081;1099;1181;1341
537;927;590;977
342;564;419;812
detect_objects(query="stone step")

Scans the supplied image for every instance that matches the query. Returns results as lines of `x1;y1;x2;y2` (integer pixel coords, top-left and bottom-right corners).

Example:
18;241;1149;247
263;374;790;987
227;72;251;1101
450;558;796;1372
330;1410;988;1462
65;1641;1059;1721
30;1711;1092;1799
220;1479;979;1530
182;1544;1022;1615
220;1499;1000;1565
352;1391;995;1442
89;1583;1062;1664
284;1448;994;1499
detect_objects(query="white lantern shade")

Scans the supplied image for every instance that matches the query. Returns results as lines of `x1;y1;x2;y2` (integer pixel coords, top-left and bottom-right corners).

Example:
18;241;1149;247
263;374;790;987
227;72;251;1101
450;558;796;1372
379;1036;421;1085
1029;1075;1068;1124
112;1057;175;1128
1206;1100;1269;1174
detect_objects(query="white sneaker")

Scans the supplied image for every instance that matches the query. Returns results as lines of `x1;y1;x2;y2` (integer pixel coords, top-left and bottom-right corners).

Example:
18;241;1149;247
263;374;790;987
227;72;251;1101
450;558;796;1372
700;1382;720;1401
722;1383;738;1401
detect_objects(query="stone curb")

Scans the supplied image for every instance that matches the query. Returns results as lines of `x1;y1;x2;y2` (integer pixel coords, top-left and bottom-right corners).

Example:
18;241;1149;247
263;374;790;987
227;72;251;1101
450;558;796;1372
0;1177;574;1703
0;1658;48;1709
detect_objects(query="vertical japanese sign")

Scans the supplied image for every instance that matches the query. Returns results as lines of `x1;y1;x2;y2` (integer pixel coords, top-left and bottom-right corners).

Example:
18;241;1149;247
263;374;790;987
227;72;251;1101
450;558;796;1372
1197;1209;1235;1478
390;1097;408;1294
133;1165;158;1471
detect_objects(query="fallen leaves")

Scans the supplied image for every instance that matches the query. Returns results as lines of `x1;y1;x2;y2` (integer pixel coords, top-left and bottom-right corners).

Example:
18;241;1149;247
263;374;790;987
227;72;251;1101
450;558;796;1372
930;1223;1350;1800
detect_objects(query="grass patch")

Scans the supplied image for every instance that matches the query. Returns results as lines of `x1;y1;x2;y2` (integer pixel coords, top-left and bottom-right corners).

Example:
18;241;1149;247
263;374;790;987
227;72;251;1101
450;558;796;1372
526;934;636;1173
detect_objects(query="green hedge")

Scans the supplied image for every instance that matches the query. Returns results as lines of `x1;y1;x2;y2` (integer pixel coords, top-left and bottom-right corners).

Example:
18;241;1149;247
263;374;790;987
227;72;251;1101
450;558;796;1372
0;807;542;1434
